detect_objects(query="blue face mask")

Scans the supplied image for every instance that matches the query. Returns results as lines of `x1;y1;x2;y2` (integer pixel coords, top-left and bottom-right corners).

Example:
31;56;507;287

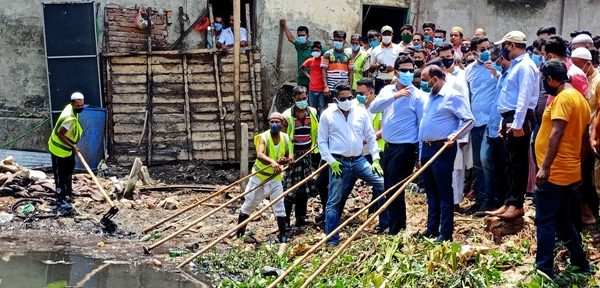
501;47;510;60
478;50;491;62
424;35;431;43
297;35;307;44
214;23;223;31
270;123;282;134
356;94;368;104
433;37;443;46
492;62;503;73
420;81;431;92
398;71;415;86
333;41;344;50
531;54;543;66
295;100;308;109
413;44;422;49
351;44;361;52
369;40;379;48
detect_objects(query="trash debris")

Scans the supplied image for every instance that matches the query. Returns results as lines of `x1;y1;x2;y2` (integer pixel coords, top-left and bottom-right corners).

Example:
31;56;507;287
158;197;180;210
97;241;106;248
0;212;14;225
152;259;162;267
41;260;73;265
18;203;35;215
169;250;189;257
261;266;284;277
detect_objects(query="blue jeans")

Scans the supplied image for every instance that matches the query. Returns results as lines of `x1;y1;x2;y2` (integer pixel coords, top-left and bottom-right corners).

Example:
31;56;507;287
470;126;486;206
383;143;418;235
308;91;325;116
326;155;386;245
421;144;457;240
535;182;589;278
480;135;507;209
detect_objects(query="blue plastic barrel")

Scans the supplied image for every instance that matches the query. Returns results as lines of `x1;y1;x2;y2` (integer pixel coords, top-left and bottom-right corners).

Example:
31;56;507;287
74;106;106;171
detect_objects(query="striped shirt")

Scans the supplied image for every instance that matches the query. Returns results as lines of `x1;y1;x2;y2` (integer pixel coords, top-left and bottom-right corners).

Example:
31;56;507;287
321;49;354;89
293;115;312;152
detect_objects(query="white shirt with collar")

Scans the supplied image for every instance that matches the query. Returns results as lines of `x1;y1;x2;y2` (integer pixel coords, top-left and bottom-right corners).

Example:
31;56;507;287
318;103;380;164
217;27;248;46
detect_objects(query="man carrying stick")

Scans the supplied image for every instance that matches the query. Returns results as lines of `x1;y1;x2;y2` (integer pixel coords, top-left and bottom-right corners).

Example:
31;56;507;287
236;112;293;243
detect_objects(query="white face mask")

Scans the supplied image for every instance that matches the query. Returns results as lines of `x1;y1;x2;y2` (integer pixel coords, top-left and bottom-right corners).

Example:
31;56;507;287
311;51;321;57
382;35;393;44
336;99;352;111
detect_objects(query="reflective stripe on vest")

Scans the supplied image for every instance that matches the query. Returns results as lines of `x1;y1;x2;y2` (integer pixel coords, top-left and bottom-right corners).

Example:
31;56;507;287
252;131;290;181
48;104;83;157
282;106;319;154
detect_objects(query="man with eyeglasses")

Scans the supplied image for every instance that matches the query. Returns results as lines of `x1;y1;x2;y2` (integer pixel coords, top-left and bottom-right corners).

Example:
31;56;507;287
464;36;501;214
369;55;424;235
318;83;385;246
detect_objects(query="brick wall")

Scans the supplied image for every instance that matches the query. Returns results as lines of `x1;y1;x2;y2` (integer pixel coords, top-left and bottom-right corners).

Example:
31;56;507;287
105;5;172;52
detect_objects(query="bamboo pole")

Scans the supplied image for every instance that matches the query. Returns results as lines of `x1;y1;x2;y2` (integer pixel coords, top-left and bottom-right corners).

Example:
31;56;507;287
233;0;242;160
143;147;316;252
176;163;329;269
266;173;415;288
208;4;228;160
299;121;474;288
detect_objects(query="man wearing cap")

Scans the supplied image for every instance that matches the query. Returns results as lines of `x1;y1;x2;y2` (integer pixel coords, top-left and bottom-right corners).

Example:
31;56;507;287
368;25;403;94
450;26;465;57
236;112;293;243
318;83;384;246
48;92;85;214
572;33;595;50
487;31;540;219
572;47;600;225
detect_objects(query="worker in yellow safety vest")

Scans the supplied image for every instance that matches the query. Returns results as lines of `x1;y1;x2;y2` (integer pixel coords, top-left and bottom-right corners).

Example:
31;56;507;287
236;112;293;243
281;85;319;229
48;92;85;214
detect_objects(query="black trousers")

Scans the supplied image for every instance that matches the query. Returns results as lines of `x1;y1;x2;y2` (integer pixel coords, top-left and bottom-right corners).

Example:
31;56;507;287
383;143;418;235
51;153;75;200
581;149;599;219
501;110;535;209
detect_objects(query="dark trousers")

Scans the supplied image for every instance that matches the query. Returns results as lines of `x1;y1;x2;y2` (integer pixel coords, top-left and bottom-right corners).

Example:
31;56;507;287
51;153;75;200
481;136;508;208
383;143;418;235
314;156;329;214
421;144;457;240
470;126;486;206
581;149;599;220
535;182;590;278
284;194;308;225
501;110;534;209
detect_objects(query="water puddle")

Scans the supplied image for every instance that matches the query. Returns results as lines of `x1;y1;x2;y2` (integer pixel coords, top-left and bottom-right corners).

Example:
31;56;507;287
0;251;210;288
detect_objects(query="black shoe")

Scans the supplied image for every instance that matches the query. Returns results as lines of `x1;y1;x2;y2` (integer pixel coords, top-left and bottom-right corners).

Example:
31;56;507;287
295;216;310;227
276;216;288;243
315;213;325;224
236;213;250;238
413;230;439;239
464;204;481;216
435;235;453;243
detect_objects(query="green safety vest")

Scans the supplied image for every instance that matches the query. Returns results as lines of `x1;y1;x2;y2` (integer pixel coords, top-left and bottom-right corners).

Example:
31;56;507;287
372;112;385;152
48;104;83;158
282;106;319;154
252;130;292;181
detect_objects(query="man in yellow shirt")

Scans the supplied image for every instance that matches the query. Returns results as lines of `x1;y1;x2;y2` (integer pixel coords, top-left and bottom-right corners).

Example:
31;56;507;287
534;59;590;278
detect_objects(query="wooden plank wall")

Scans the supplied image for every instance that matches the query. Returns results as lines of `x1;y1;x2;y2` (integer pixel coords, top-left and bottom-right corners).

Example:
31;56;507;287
106;52;263;164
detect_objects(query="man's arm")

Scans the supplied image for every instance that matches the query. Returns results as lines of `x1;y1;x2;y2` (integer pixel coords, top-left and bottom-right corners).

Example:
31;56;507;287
57;126;79;152
240;28;248;47
279;19;295;43
321;67;330;95
592;109;600;153
363;110;380;160
511;64;538;130
448;94;475;140
256;135;283;172
537;119;567;184
317;113;335;164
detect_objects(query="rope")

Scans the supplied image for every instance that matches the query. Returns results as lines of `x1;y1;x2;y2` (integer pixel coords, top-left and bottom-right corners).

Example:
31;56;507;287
0;116;51;149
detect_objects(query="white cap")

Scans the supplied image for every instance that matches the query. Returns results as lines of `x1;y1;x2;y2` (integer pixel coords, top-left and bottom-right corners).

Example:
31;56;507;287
572;34;593;44
494;31;527;45
70;92;84;100
572;47;592;61
268;111;284;121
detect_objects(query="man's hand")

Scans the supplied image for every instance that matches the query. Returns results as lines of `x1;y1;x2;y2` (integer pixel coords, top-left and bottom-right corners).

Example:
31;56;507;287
393;88;410;99
288;156;295;165
507;127;525;137
372;159;384;176
385;66;395;73
415;161;422;169
323;87;331;96
536;166;550;186
279;19;286;28
271;161;283;172
330;161;342;177
485;62;499;77
72;145;80;153
459;142;467;148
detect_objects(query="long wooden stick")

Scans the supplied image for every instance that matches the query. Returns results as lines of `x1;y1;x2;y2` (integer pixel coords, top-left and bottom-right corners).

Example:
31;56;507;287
77;152;115;208
267;172;415;288
177;163;329;269
141;166;267;234
143;147;316;251
299;121;473;288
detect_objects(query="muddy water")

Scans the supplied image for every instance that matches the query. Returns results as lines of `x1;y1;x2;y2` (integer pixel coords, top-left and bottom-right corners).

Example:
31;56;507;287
0;251;210;288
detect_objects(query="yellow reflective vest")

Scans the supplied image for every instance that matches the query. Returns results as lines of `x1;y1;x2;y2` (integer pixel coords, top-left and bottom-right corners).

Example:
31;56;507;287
252;130;292;181
282;106;319;154
372;112;385;152
48;104;83;157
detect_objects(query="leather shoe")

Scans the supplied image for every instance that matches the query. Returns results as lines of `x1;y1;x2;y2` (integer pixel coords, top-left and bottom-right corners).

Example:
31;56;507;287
413;230;439;239
485;205;508;216
435;235;453;243
497;205;524;219
454;204;465;214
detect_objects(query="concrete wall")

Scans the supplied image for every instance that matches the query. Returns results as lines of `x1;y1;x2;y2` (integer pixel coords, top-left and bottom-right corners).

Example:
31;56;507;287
2;0;600;154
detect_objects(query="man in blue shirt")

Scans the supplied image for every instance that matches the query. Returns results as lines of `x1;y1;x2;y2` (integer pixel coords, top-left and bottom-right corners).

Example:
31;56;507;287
419;65;474;242
464;36;500;214
369;55;424;235
489;31;540;220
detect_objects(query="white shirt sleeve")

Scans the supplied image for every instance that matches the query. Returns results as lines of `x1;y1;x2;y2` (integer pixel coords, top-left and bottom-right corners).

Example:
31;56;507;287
61;119;73;131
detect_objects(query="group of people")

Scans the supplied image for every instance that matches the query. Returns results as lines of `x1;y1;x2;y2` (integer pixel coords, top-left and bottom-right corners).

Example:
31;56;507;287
234;22;600;279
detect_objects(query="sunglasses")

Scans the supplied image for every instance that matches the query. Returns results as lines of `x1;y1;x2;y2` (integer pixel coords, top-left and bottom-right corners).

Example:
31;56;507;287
397;68;415;73
337;97;352;102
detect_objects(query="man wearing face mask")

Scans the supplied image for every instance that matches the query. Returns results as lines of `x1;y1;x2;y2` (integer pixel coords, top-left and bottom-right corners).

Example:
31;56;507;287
48;92;86;215
206;16;223;49
350;34;367;90
541;36;588;102
434;29;447;48
419;66;475;242
281;20;322;89
488;31;540;220
301;41;326;114
369;56;425;235
368;25;402;94
464;36;501;214
281;86;320;229
399;24;414;51
318;83;384;246
322;30;354;98
355;78;384;155
422;22;436;52
412;48;426;70
236;112;293;243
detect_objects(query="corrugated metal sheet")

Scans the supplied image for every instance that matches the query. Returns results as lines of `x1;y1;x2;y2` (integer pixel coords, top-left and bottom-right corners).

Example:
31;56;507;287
0;149;52;168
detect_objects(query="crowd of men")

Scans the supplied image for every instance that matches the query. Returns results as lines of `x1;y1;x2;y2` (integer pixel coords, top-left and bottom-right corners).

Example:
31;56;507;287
235;22;600;279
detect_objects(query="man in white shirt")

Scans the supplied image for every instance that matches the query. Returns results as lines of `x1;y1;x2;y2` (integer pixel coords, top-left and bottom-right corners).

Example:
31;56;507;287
368;25;403;93
216;15;248;52
318;83;385;246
